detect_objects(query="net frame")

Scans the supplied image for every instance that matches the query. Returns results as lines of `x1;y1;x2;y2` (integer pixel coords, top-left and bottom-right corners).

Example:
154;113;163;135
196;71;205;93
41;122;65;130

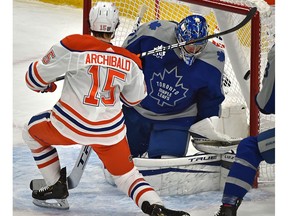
81;0;275;185
82;0;273;135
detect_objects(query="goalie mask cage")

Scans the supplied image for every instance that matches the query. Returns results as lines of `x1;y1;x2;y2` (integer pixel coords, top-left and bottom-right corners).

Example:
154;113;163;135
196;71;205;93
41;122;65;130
82;0;275;186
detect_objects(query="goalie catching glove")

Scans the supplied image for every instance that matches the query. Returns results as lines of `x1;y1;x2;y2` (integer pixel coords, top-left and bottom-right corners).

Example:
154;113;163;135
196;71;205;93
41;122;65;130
189;118;242;154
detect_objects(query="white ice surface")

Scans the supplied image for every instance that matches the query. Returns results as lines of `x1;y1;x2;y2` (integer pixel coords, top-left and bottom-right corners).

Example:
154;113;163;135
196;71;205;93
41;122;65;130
11;0;277;215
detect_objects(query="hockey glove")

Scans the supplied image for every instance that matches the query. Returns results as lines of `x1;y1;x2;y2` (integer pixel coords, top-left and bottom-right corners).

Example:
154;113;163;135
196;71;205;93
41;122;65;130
41;82;57;93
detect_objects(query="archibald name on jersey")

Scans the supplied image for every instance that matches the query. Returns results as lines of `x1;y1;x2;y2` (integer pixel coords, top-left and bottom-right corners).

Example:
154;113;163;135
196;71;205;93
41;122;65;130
85;52;131;72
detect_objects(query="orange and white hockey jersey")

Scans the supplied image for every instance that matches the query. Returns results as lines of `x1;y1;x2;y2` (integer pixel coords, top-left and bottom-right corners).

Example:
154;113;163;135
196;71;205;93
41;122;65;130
25;34;147;145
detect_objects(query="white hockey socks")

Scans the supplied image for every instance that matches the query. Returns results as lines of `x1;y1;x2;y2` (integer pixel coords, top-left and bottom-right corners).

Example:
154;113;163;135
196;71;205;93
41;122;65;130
113;167;163;208
22;125;61;186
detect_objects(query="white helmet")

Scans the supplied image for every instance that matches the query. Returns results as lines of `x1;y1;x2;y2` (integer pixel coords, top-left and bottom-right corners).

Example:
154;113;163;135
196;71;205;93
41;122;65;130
89;2;120;33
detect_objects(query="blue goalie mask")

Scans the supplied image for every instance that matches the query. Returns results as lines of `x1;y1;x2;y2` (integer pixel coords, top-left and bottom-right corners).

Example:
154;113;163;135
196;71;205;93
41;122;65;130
176;15;208;66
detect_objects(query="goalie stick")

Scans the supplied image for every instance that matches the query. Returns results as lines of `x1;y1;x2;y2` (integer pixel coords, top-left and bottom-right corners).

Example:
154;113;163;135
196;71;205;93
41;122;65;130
30;4;148;192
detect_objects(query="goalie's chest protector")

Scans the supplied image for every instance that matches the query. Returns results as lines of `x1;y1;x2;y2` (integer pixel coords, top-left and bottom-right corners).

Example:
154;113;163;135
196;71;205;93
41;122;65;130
124;20;224;114
141;53;223;114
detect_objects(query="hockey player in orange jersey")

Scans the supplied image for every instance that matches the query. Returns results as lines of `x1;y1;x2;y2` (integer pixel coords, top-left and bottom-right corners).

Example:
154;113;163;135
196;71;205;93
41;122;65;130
22;2;189;215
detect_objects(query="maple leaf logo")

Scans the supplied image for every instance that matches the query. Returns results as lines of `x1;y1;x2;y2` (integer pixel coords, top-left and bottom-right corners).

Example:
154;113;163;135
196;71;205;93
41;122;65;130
149;67;188;106
217;50;225;62
153;45;166;59
149;21;161;30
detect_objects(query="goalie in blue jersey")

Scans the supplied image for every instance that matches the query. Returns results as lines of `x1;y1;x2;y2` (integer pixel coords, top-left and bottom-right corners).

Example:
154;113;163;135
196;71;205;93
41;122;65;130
214;45;275;216
122;14;226;158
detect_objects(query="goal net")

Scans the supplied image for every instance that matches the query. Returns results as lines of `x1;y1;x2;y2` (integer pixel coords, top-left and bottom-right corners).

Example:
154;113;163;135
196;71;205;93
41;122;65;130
83;0;275;186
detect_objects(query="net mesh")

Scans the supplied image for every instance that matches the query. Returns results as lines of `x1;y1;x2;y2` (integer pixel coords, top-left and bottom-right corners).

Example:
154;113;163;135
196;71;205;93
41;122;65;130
90;0;275;184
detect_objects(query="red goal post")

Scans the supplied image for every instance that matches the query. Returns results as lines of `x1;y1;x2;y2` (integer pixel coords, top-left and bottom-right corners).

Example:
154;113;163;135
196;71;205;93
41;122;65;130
82;0;275;185
180;2;261;137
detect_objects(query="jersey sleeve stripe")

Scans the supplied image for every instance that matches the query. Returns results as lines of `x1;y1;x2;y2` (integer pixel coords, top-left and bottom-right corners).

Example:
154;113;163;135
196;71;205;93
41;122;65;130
27;62;46;88
25;72;35;89
33;61;49;85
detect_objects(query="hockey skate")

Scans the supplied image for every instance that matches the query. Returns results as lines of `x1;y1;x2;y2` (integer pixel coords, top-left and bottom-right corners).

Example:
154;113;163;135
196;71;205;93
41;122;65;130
32;167;69;210
141;201;190;216
214;199;242;216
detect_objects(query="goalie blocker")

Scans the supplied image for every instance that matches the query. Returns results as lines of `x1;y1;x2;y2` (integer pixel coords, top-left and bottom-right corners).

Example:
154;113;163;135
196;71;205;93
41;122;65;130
103;152;236;196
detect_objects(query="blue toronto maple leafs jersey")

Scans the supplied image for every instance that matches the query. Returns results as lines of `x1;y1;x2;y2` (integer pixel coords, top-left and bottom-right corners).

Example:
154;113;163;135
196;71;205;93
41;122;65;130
122;20;225;126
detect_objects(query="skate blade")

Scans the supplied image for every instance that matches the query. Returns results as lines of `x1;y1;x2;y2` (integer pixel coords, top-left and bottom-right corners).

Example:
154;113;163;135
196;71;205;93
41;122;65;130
32;198;69;210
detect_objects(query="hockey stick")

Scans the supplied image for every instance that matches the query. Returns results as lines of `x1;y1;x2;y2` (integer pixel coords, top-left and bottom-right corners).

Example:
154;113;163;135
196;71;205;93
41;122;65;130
67;145;92;189
35;6;255;192
54;7;256;81
140;7;257;57
30;145;92;190
30;5;148;191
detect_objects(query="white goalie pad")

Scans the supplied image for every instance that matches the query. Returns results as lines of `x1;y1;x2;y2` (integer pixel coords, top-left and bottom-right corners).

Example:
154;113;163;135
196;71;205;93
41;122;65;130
189;117;242;154
103;152;236;196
